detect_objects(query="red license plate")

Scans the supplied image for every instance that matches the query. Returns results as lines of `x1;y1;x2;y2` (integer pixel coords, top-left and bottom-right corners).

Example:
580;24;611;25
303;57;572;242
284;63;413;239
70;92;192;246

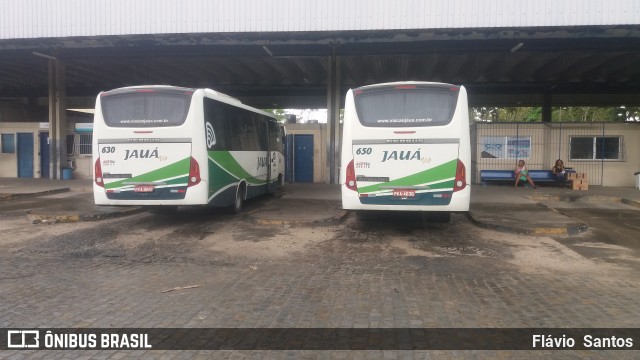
134;185;155;193
393;189;416;198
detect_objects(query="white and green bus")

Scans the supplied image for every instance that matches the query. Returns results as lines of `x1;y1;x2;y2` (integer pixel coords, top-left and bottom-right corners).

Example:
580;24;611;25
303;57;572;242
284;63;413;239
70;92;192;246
93;85;285;213
340;81;471;222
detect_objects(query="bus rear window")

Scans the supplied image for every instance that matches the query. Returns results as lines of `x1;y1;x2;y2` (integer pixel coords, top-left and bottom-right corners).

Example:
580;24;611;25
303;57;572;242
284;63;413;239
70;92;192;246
101;92;192;127
354;88;458;127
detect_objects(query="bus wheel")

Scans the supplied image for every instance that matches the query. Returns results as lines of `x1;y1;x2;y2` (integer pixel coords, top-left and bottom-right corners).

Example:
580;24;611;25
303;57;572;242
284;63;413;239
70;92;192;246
268;174;283;196
232;185;245;213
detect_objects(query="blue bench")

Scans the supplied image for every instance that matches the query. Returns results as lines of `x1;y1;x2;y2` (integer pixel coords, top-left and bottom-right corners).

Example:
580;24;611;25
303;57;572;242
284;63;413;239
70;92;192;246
480;169;570;186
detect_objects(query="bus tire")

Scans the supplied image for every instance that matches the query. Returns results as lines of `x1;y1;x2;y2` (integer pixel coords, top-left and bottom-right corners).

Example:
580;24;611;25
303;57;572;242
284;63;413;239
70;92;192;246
232;184;245;213
268;174;283;195
267;176;277;195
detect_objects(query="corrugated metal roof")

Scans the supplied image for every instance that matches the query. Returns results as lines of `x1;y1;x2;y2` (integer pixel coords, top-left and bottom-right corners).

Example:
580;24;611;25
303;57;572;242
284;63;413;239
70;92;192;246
1;0;639;39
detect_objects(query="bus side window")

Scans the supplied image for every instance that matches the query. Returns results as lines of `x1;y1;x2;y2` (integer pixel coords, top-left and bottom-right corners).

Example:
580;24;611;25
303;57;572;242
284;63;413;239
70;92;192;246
223;105;242;151
268;120;278;152
255;115;268;151
279;126;285;153
213;108;229;150
204;98;229;150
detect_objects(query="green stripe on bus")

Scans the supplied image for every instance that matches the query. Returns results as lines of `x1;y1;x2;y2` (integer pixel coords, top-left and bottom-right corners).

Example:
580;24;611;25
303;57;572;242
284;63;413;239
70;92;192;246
104;158;191;190
358;159;458;194
366;179;456;195
208;157;241;196
208;151;266;185
161;176;189;186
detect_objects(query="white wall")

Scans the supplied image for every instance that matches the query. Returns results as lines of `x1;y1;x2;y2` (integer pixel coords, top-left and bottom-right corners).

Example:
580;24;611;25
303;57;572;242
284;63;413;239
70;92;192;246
0;122;43;178
0;120;94;179
2;0;638;39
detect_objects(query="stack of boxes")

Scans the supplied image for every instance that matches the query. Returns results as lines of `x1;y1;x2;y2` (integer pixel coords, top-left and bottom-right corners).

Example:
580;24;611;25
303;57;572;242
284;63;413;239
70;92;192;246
567;172;589;190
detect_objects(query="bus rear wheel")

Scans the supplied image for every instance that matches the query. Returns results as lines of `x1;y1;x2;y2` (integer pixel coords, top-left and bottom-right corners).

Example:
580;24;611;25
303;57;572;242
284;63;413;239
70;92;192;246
232;185;245;213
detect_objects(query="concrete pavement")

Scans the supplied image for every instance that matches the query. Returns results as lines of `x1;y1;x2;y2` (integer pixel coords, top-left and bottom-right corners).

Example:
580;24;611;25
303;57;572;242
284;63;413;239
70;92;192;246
1;177;640;233
469;184;640;234
0;178;141;224
0;178;72;200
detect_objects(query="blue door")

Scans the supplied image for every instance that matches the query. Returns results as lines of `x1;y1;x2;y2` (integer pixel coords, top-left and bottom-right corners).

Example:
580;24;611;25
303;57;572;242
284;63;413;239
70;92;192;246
40;132;50;179
293;134;313;183
17;133;34;178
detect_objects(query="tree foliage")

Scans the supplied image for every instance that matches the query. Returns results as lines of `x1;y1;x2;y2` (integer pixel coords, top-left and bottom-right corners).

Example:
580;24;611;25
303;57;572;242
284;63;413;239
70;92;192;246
472;106;640;122
263;109;288;123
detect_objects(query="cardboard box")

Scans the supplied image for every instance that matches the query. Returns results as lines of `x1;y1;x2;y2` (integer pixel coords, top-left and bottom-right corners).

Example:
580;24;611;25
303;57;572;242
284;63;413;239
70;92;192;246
571;179;582;190
567;173;578;180
570;179;591;190
577;173;586;179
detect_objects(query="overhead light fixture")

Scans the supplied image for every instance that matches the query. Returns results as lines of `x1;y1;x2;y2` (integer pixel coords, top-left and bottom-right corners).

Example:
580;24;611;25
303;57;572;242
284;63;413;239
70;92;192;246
67;108;95;114
32;51;57;61
510;42;524;53
262;45;273;57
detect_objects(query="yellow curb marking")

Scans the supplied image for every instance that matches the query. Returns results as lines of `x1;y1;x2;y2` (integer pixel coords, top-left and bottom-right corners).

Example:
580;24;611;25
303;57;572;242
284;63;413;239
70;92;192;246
531;227;568;235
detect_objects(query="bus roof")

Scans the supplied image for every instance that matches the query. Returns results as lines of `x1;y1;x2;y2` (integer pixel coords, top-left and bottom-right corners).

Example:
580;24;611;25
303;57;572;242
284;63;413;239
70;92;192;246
100;85;196;97
354;81;461;93
99;85;277;121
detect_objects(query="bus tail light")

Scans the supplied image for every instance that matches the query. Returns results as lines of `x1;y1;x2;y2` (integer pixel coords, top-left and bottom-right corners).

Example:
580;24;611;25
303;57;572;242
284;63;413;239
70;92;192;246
94;158;104;188
453;159;467;192
188;157;201;187
345;159;358;191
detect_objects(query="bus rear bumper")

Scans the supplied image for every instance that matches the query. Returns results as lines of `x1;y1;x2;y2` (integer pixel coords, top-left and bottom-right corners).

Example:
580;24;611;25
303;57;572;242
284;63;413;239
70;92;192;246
93;181;209;206
341;185;470;212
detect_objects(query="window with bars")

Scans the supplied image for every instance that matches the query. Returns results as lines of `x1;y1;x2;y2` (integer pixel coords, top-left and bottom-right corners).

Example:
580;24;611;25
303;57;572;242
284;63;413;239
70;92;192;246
569;136;623;160
67;133;93;155
78;134;92;155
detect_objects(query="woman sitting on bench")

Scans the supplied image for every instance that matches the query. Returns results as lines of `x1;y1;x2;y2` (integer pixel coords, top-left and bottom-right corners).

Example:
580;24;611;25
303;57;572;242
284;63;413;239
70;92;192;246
552;159;566;186
514;160;537;189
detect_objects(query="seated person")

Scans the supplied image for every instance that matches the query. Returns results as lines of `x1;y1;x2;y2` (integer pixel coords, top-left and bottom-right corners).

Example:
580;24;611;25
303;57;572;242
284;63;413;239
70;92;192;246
552;159;566;185
514;160;536;189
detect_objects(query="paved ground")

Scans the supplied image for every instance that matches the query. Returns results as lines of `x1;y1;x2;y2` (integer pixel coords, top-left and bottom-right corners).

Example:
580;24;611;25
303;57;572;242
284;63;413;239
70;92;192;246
0;179;639;359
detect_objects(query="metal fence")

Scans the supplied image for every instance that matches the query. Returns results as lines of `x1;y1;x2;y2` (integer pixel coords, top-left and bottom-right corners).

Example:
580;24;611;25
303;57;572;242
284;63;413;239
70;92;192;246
471;122;634;186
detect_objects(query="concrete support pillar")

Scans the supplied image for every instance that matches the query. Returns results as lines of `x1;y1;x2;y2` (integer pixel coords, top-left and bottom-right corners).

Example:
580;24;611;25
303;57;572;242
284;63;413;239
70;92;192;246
48;60;57;179
542;93;552;123
55;60;67;179
47;59;67;179
326;46;341;184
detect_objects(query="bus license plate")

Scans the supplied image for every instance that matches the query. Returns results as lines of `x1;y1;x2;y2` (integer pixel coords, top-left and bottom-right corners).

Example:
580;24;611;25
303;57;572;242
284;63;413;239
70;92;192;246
134;185;155;193
393;189;415;198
